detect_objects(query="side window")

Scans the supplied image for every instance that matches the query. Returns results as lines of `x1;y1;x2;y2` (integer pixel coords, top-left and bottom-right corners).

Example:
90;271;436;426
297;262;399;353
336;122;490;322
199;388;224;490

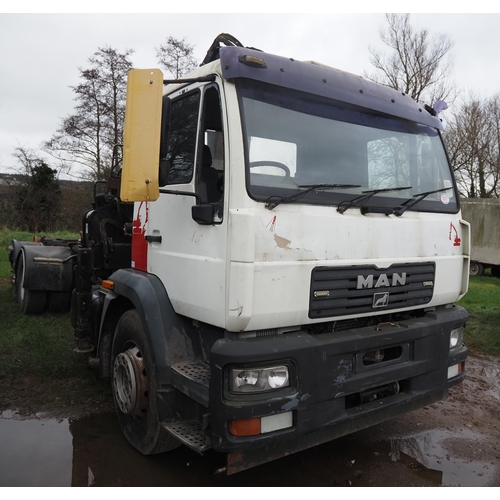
197;86;225;214
166;91;200;185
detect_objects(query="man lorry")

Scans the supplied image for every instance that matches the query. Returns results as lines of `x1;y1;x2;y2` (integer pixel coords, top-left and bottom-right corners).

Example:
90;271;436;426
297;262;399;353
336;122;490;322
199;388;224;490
461;198;500;276
9;34;469;474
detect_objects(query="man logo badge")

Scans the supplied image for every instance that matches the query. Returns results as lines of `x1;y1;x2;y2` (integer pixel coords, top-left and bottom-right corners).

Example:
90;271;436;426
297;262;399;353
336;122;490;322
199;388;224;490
373;292;390;308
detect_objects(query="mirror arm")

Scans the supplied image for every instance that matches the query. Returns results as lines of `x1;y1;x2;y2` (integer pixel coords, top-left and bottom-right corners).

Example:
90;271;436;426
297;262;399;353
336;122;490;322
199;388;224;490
159;189;203;205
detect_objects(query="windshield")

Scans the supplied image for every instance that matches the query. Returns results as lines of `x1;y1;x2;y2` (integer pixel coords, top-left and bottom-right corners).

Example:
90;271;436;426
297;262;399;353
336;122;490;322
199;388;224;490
238;80;458;214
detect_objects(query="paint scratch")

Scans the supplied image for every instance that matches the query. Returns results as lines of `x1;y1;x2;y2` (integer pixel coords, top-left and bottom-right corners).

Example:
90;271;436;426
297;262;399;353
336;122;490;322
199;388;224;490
266;215;277;232
274;234;291;249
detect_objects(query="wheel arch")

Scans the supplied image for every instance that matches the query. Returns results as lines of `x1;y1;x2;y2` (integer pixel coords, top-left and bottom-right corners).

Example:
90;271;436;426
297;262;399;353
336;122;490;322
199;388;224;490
98;268;196;385
17;244;74;291
10;239;43;266
97;292;134;379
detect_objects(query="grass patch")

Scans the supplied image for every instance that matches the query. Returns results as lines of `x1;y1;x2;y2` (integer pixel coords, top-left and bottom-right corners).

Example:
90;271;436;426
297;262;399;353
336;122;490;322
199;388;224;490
457;275;500;356
0;229;82;380
0;279;112;415
0;285;84;380
0;227;86;380
0;228;112;415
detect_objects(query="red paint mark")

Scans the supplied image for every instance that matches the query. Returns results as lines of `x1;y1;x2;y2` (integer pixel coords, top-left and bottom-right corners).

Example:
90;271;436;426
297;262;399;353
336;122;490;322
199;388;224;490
132;201;149;270
266;215;277;232
449;222;461;247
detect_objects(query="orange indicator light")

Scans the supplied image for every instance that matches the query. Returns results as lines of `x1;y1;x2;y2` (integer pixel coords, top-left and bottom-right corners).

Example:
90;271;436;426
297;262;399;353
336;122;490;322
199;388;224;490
101;280;115;290
228;418;261;436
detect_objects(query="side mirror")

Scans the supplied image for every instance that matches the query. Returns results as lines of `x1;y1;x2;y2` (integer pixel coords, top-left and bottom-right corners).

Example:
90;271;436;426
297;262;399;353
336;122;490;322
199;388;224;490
121;69;163;202
192;204;215;225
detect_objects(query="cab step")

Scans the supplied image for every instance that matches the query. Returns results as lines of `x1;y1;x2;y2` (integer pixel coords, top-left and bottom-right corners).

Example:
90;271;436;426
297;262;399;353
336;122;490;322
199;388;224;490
170;360;210;407
162;420;212;454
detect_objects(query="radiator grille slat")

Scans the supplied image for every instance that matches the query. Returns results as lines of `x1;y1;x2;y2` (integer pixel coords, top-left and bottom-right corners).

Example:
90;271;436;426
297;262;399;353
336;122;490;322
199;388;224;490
309;263;435;318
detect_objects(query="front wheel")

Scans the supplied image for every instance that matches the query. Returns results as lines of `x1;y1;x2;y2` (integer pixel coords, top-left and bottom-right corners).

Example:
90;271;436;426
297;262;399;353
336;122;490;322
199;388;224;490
111;309;180;455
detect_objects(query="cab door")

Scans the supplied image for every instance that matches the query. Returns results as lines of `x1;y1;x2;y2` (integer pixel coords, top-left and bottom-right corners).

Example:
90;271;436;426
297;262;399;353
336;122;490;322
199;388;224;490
146;81;228;328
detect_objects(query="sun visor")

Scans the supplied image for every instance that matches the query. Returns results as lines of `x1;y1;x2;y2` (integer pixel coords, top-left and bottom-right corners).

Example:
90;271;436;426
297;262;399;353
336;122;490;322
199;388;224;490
219;47;443;130
121;68;163;202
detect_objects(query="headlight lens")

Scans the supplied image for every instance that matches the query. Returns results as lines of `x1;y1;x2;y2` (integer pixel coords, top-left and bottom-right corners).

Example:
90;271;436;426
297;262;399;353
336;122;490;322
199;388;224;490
234;370;260;388
450;326;465;349
268;368;289;389
230;365;290;393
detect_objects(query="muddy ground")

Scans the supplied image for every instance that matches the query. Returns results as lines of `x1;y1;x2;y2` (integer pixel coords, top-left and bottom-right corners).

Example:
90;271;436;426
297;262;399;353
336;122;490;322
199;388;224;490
363;351;500;486
1;351;499;486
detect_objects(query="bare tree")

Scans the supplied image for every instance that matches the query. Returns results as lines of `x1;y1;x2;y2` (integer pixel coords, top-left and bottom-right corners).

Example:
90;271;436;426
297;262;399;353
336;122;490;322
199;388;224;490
487;95;500;195
366;14;455;105
444;94;500;198
156;36;197;79
43;46;134;180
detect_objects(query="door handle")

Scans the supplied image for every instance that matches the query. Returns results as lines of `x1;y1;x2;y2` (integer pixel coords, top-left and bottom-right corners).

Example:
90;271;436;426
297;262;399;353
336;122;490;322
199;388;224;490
145;234;162;243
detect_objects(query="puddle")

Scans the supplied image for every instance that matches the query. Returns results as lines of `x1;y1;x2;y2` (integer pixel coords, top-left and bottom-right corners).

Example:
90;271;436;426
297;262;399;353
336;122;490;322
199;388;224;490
0;411;73;486
475;358;500;401
389;428;495;487
0;410;498;486
473;354;500;374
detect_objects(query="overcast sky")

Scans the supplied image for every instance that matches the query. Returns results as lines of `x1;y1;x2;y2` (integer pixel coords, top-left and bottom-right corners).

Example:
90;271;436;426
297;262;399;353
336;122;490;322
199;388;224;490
1;5;499;177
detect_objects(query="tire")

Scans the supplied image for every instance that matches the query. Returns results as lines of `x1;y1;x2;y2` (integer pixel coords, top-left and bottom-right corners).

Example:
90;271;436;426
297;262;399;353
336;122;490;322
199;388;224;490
111;309;180;455
46;291;71;313
15;252;47;315
469;262;484;276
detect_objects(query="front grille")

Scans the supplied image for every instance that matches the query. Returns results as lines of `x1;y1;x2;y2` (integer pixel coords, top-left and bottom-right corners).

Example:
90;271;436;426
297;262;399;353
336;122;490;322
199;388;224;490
309;262;435;318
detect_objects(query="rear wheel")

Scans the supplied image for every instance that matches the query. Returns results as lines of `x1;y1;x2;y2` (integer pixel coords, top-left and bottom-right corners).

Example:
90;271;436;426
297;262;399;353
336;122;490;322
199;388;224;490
46;291;71;313
111;309;180;455
469;262;484;276
15;252;47;314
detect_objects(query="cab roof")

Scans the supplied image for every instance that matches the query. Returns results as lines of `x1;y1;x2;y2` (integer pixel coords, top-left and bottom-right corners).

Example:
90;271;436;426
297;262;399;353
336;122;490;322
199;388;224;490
219;46;444;130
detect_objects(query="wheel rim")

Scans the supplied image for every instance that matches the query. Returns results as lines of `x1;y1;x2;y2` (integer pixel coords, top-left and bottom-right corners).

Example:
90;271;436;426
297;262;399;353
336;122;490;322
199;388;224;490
113;345;148;419
470;263;480;275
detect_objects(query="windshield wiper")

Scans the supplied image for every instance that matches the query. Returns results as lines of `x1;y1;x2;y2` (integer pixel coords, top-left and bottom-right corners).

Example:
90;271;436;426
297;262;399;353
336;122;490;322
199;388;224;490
393;187;452;217
265;184;361;210
337;187;412;214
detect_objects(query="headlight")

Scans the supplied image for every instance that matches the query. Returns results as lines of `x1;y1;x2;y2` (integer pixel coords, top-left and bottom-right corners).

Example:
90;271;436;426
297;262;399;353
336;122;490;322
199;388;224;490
230;365;290;393
450;326;465;349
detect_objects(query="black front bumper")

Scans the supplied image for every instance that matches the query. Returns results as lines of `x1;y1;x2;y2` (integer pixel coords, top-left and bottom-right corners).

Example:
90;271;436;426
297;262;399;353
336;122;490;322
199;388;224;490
209;306;468;472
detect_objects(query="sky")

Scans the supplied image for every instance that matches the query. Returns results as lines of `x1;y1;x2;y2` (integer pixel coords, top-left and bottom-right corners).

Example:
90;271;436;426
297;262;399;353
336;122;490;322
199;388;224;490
1;4;499;178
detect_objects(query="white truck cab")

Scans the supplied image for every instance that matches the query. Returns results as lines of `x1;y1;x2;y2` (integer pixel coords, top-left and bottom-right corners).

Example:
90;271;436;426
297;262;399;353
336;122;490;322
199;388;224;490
13;35;467;474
